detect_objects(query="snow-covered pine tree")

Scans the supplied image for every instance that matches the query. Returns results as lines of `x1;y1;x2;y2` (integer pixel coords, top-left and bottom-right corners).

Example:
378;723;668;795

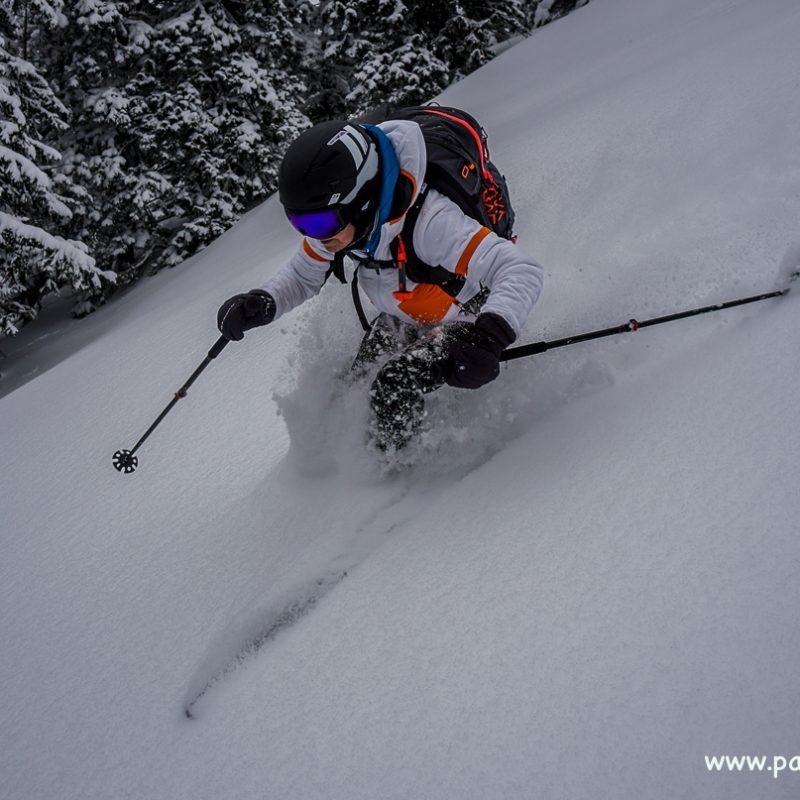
328;0;450;116
416;0;528;82
115;0;309;277
483;0;528;43
346;30;450;115
307;0;527;121
528;0;590;29
303;0;362;121
46;1;145;304
413;1;493;81
0;0;114;334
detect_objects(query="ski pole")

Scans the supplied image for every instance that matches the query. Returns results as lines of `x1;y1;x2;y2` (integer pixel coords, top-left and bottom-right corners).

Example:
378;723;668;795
501;282;795;363
112;336;229;474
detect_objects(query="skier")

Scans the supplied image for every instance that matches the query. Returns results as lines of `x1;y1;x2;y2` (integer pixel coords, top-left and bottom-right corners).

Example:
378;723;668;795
217;115;544;450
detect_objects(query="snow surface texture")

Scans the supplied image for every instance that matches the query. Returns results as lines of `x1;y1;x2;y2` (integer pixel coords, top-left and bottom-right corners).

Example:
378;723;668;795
2;0;800;797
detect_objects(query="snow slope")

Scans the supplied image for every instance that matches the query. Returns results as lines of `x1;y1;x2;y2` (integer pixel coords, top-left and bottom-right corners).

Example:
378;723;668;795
2;0;800;798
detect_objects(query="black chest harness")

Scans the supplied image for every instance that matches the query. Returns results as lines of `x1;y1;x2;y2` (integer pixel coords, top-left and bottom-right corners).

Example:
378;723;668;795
326;188;468;331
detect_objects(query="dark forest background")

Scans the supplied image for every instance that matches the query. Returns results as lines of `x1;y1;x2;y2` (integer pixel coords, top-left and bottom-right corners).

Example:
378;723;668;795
0;0;587;334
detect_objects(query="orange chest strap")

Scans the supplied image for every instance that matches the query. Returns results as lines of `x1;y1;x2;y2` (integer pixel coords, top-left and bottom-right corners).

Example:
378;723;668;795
392;236;414;301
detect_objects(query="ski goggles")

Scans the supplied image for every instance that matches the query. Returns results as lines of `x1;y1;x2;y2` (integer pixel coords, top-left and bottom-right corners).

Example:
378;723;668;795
285;207;348;240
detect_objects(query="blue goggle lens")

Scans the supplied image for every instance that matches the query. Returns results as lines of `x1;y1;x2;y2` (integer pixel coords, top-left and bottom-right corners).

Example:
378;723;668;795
286;208;346;240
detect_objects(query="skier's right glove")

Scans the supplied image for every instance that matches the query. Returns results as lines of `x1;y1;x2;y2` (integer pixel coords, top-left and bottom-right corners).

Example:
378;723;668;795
217;289;276;341
438;313;516;389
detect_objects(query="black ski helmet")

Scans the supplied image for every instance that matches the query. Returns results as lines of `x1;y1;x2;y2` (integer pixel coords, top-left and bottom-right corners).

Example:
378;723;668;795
278;120;381;232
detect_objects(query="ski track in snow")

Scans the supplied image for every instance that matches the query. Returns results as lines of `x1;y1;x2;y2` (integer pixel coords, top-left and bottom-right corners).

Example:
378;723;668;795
183;567;349;719
181;460;427;720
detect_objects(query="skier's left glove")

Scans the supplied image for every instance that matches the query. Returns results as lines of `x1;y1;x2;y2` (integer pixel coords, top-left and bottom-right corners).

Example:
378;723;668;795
217;290;276;341
439;313;516;389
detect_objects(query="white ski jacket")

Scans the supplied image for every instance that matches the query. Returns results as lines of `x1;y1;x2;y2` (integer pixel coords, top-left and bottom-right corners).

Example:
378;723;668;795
261;120;544;338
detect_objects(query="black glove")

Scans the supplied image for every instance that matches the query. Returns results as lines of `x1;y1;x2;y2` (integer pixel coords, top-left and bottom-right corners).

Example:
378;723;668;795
217;290;276;341
439;313;516;389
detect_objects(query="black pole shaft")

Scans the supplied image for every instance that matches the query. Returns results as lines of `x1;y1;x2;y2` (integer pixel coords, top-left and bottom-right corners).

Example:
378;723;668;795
500;287;790;363
127;336;229;457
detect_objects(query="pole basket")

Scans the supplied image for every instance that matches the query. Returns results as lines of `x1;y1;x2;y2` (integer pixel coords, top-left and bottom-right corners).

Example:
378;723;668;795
112;449;138;474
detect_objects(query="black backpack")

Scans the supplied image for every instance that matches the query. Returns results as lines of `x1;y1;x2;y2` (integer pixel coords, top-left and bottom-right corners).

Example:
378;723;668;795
334;104;517;330
388;104;516;243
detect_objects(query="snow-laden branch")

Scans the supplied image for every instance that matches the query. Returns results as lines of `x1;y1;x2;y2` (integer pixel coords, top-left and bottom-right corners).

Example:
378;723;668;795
0;210;97;270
